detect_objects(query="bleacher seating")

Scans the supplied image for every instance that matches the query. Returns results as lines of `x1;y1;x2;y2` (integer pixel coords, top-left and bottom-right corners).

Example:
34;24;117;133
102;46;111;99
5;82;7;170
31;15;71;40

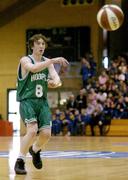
107;119;128;136
84;119;128;136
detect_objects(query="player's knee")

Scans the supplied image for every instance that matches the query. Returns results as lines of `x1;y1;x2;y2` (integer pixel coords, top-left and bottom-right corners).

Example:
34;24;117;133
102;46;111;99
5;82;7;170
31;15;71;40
44;131;51;139
40;129;51;139
28;128;37;137
27;124;38;137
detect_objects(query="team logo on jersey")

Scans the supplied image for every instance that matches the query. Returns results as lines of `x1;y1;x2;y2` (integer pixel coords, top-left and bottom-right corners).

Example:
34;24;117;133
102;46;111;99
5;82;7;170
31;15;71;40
31;73;47;81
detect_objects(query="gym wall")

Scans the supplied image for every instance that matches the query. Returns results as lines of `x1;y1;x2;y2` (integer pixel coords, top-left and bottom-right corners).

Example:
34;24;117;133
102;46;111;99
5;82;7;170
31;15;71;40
0;0;100;119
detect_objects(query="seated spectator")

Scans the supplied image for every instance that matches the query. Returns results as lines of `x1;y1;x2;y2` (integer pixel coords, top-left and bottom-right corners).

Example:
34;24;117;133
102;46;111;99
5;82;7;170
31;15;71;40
98;69;109;85
118;80;127;95
89;100;104;136
118;61;127;74
97;92;107;102
76;89;87;113
55;108;61;119
118;72;125;82
59;111;70;136
109;60;119;75
80;108;92;135
67;111;76;136
115;96;127;118
81;100;96;135
74;109;85;136
103;98;114;118
51;114;62;136
66;94;77;113
88;88;97;102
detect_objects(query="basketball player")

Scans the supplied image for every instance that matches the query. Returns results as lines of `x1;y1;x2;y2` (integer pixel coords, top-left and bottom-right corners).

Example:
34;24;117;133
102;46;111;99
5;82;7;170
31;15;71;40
14;34;69;174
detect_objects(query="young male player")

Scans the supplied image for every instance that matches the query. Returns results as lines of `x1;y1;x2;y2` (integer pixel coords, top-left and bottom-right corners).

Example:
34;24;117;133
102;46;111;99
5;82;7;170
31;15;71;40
14;34;69;174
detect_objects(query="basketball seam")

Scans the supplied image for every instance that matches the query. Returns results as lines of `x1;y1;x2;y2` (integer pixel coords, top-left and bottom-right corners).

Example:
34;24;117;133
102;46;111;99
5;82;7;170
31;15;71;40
106;8;120;30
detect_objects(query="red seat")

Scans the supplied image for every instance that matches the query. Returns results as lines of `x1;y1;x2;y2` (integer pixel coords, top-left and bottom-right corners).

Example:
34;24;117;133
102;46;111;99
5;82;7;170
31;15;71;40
0;121;13;136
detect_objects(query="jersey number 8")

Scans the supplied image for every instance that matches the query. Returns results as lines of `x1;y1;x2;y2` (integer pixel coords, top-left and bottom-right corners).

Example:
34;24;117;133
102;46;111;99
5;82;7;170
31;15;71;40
35;84;43;97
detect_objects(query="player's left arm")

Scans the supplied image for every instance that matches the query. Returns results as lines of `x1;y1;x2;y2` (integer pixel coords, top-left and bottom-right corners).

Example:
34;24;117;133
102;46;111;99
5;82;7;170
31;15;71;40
48;64;62;88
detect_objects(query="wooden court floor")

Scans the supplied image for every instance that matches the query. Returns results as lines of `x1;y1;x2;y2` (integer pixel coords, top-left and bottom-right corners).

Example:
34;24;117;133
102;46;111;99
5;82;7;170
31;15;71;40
1;136;128;180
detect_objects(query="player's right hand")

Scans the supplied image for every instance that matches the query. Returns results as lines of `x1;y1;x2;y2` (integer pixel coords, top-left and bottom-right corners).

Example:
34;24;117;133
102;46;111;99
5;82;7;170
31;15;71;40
51;57;69;67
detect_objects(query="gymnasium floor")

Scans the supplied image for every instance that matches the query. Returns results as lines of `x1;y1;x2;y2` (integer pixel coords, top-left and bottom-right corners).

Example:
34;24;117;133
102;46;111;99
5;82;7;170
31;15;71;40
1;136;128;180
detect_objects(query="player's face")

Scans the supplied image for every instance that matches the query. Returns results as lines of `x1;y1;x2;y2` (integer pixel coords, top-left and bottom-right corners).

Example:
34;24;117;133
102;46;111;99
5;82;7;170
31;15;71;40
32;38;46;55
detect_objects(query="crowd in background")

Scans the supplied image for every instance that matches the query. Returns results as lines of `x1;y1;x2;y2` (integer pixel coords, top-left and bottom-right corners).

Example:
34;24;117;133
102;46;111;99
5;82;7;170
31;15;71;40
51;53;128;136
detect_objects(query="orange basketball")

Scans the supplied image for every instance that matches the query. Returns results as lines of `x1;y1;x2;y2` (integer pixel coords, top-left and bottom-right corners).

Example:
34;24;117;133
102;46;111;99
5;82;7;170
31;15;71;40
97;4;124;31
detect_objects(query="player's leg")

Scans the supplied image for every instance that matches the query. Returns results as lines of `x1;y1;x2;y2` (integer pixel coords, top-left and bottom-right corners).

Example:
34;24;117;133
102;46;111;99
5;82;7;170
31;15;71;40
14;122;38;174
29;98;51;169
20;122;38;156
29;128;51;169
32;128;51;151
14;99;38;174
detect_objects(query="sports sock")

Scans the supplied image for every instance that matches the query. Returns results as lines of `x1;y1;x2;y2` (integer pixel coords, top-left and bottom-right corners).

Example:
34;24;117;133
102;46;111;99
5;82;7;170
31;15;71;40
18;153;26;161
32;144;40;153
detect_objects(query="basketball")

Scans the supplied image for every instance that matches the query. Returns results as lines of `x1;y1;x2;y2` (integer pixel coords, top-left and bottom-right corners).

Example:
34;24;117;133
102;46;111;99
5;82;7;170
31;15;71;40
97;4;124;31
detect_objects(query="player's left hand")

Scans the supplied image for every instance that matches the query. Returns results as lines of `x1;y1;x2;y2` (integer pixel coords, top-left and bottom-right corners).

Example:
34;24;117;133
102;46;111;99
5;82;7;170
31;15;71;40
48;79;62;88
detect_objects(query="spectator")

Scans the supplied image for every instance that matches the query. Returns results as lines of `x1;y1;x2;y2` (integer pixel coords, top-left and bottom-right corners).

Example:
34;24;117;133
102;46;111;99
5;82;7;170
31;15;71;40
66;94;77;113
59;111;70;136
85;52;97;77
51;114;61;136
80;57;91;88
67;111;76;136
74;109;84;135
98;70;109;85
115;96;127;118
90;100;104;136
76;89;87;113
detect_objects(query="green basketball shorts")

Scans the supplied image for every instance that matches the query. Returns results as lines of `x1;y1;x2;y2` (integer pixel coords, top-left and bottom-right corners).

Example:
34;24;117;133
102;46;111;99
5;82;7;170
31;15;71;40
20;98;52;130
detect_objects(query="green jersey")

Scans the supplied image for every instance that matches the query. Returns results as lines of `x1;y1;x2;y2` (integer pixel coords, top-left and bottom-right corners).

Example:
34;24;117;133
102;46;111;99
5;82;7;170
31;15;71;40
17;55;49;101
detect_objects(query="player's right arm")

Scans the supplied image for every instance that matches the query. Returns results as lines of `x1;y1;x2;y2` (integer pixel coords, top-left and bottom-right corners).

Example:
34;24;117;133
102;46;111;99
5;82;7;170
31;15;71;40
20;56;53;73
20;56;69;73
